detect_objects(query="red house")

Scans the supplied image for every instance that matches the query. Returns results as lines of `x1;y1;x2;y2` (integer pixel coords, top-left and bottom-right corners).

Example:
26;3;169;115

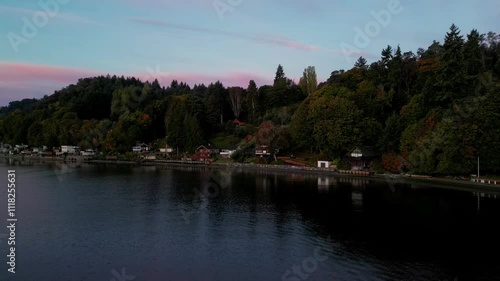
192;145;211;161
233;119;246;126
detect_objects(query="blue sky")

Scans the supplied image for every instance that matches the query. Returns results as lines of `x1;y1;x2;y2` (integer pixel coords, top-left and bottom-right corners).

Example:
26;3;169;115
0;0;499;105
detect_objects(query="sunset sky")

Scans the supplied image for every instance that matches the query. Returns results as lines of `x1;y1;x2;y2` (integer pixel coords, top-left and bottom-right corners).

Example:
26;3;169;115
1;0;499;105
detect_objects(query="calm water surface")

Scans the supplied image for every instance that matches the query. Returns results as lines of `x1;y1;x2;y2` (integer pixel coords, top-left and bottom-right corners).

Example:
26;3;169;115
1;159;500;281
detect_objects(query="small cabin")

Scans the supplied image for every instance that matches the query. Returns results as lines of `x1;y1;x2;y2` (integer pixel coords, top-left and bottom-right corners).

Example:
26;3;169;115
317;161;332;168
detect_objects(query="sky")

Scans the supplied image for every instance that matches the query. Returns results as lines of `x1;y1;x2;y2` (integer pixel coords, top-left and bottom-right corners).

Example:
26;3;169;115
0;0;499;106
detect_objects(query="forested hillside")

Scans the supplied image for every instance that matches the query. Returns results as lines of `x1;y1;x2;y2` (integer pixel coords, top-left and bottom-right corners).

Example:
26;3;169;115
1;25;499;175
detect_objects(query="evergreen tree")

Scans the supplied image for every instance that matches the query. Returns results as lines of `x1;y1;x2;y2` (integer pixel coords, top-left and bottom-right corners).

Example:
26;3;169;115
437;24;466;104
354;56;368;69
274;64;286;85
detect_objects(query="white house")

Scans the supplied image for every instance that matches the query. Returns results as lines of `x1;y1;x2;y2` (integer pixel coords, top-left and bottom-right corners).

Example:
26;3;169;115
80;149;96;156
255;144;271;157
317;161;332;168
133;143;153;153
220;149;236;159
14;144;28;152
61;146;80;155
159;145;174;154
0;143;11;154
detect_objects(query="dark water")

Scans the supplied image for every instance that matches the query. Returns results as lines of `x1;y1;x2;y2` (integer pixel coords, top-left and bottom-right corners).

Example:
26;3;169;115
1;159;500;281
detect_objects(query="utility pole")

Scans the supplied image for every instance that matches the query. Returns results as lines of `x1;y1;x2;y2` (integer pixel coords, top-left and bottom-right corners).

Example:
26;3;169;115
477;156;480;179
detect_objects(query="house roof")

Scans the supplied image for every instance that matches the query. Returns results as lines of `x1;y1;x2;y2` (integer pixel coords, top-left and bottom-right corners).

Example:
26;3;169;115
135;142;152;147
348;146;375;157
196;145;208;151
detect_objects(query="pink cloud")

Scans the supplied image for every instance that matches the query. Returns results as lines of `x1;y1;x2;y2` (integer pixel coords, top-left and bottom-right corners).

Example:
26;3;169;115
0;62;103;106
129;17;319;51
0;4;101;25
124;0;210;8
0;61;273;106
253;35;319;51
0;62;101;84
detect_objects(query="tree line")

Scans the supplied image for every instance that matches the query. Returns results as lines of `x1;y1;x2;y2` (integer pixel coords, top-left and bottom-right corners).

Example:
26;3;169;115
0;24;499;175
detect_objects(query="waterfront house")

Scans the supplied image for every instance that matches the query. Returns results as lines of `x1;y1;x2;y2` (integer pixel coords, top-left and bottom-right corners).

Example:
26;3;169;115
157;144;175;158
14;144;28;153
137;143;152;152
345;146;376;170
133;143;152;153
61;145;80;155
192;145;212;161
220;148;236;159
80;149;96;156
233;119;246;126
159;144;174;154
255;144;271;157
317;161;332;168
140;143;152;152
0;143;12;154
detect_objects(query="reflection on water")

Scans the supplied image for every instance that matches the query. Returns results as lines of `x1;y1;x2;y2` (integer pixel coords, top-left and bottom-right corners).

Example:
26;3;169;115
474;192;498;213
0;160;500;281
351;191;364;211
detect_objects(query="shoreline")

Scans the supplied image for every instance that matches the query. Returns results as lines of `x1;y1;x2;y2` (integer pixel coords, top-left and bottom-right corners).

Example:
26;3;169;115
1;155;499;194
